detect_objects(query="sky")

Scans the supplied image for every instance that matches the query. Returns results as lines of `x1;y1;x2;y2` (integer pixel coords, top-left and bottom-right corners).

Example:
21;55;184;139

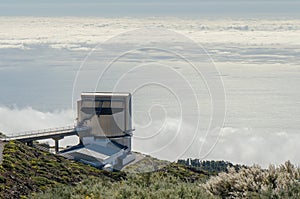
0;0;300;18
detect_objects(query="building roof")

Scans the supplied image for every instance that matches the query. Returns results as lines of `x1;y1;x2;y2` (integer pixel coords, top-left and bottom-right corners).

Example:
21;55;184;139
60;141;125;164
81;92;131;97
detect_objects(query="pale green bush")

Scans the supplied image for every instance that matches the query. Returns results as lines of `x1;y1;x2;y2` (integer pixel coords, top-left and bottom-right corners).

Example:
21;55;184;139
203;161;300;198
33;173;216;199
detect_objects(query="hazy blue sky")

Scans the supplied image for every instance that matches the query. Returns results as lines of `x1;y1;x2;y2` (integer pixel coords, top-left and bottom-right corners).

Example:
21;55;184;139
0;0;299;18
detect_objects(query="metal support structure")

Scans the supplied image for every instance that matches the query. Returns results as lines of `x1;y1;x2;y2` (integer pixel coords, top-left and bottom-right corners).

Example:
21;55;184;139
27;141;33;147
55;139;59;153
53;136;64;154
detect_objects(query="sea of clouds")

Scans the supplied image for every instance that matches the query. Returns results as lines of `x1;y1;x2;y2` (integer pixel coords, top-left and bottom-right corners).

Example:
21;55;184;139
0;17;299;167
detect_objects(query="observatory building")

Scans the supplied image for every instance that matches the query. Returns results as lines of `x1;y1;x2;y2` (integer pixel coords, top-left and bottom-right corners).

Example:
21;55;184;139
61;92;135;170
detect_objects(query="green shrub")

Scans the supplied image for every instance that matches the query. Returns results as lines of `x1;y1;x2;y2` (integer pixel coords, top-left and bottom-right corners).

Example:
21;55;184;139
31;176;54;186
203;161;300;198
32;171;215;199
0;175;6;183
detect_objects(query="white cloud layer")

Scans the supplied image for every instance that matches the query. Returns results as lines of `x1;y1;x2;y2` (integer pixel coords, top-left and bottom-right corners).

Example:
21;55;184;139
133;118;300;168
0;17;299;167
1;17;300;50
0;106;74;134
208;127;300;168
0;106;299;168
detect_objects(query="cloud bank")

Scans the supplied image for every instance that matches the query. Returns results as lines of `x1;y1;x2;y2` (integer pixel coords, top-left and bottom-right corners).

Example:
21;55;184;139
0;17;299;167
1;17;299;65
208;127;300;168
133;117;300;168
1;17;300;48
0;106;74;134
0;106;299;168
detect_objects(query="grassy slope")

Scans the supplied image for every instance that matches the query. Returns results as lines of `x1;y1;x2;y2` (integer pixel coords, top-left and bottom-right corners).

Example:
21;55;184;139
0;141;213;199
32;162;214;199
32;171;215;199
0;141;125;198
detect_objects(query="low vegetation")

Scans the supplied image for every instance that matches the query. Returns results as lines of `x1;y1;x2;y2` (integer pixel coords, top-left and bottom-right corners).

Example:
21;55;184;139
0;141;125;198
204;161;300;198
0;132;5;138
0;141;299;198
32;172;214;199
177;159;246;174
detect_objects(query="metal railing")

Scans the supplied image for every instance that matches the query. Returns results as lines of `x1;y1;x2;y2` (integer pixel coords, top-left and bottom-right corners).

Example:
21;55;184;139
32;143;50;152
3;125;77;141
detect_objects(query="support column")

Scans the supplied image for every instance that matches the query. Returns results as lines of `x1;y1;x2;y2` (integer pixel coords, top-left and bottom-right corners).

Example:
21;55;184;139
27;141;33;147
54;139;59;153
53;136;64;154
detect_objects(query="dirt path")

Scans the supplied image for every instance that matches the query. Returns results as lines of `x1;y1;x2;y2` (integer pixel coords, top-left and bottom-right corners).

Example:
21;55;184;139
121;152;145;170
